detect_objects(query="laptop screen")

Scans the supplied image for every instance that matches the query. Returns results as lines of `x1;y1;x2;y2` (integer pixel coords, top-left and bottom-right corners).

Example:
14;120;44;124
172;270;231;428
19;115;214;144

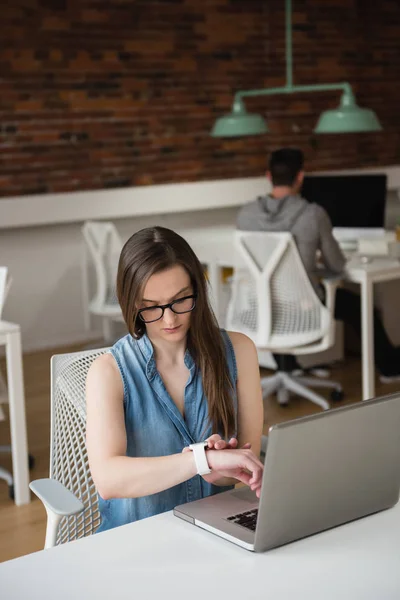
301;174;387;229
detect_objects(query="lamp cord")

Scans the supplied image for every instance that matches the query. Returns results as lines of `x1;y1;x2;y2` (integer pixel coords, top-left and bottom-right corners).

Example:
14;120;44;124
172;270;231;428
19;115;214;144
286;0;293;89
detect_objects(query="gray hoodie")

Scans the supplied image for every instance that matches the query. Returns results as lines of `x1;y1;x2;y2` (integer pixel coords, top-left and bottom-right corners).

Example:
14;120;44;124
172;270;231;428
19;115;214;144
237;194;346;295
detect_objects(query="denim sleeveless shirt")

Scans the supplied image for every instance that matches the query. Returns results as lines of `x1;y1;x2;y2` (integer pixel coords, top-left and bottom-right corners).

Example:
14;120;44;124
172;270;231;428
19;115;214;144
96;329;238;533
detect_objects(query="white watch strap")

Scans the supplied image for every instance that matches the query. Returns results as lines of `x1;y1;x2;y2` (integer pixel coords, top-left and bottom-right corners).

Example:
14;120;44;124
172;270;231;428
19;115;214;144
189;441;211;475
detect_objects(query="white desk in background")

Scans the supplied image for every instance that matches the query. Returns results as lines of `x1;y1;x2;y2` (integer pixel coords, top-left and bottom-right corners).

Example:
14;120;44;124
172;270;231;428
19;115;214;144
180;226;400;402
1;504;400;600
0;320;30;505
345;256;400;401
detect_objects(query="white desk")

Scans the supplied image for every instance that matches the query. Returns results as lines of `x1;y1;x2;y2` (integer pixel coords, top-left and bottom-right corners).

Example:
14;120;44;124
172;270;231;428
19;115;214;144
345;257;400;400
181;226;400;402
1;504;400;599
0;321;30;505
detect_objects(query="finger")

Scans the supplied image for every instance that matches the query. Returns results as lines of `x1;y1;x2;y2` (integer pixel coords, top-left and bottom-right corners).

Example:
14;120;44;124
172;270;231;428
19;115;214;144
244;450;264;470
248;464;263;483
214;440;228;450
248;464;261;480
250;480;263;492
242;458;263;484
215;438;238;450
233;471;252;486
242;458;263;482
241;442;251;449
206;434;222;449
249;469;263;486
182;447;191;453
249;483;262;499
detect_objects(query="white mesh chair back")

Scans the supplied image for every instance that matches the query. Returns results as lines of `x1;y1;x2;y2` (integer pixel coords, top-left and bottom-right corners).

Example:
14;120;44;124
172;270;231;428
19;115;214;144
227;231;332;349
50;347;109;545
82;221;123;311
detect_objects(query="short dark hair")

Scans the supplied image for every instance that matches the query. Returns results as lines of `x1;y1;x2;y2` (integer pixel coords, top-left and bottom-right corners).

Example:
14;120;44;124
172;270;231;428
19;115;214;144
268;148;304;186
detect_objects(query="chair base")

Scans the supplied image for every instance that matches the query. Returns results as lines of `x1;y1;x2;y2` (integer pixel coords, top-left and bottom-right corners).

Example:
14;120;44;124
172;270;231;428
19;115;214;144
0;462;13;501
0;466;13;486
0;446;35;497
261;372;343;411
0;446;12;490
0;375;14;495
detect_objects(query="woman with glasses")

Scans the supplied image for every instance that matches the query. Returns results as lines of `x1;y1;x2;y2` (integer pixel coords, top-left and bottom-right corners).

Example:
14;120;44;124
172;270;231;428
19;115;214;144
86;226;263;533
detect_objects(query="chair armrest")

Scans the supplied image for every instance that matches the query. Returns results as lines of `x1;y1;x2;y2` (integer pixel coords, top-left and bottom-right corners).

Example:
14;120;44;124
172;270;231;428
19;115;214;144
320;277;341;315
30;478;84;517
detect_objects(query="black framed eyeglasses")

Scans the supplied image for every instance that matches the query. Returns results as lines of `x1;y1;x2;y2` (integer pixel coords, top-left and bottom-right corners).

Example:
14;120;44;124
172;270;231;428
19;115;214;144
137;295;197;324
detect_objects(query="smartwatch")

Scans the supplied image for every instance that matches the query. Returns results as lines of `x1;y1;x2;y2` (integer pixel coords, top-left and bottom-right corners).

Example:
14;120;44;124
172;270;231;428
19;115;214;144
189;441;212;475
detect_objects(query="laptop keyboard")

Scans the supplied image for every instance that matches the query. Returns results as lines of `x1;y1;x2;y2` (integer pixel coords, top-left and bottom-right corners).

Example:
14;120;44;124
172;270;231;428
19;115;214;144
227;508;258;531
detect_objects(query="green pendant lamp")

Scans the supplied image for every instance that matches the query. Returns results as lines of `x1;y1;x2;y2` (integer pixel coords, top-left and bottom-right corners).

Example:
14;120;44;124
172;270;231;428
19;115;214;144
211;0;382;137
314;88;382;134
211;98;268;137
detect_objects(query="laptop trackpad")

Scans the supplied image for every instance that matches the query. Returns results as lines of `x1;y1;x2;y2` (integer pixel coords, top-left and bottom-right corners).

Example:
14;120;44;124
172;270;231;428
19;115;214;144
230;488;258;503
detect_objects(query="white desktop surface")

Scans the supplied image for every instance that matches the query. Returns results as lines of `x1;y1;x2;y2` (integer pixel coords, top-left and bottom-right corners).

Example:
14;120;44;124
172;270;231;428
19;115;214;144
345;255;400;277
1;505;400;599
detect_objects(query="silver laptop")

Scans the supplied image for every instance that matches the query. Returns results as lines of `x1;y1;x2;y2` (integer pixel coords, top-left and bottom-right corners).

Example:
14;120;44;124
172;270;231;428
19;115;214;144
174;393;400;552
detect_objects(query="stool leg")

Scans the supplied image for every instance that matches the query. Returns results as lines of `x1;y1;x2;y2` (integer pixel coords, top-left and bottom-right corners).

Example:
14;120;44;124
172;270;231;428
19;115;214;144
6;328;30;505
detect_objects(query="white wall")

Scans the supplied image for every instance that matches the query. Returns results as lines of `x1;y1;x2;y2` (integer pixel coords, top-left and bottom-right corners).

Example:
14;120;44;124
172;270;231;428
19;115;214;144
0;176;268;229
1;205;242;350
1;166;400;352
1;176;272;350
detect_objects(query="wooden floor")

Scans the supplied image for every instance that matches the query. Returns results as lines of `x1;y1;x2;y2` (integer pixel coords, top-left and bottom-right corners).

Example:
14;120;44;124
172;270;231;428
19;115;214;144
0;343;399;563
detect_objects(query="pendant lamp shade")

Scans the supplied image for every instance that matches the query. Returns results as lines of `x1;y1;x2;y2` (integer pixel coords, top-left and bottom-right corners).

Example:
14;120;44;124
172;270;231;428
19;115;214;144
211;99;268;137
314;89;382;134
211;0;382;137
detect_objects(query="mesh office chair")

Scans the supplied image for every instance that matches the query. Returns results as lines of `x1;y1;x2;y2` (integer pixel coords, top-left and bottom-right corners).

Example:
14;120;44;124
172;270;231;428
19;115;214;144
227;231;343;410
81;221;124;342
30;347;269;549
30;347;108;548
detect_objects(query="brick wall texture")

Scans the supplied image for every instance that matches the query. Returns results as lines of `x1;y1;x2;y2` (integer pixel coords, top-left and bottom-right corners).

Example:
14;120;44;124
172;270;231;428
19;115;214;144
1;0;400;197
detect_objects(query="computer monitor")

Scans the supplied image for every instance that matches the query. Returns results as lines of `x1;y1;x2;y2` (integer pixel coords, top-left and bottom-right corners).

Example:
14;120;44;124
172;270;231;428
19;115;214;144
301;174;387;230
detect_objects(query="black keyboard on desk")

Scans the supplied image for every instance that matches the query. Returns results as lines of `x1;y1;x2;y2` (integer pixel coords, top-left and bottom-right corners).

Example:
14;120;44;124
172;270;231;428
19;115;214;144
227;508;258;531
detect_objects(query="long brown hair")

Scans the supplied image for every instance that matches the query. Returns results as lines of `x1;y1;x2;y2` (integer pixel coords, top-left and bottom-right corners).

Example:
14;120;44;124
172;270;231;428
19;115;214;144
117;226;235;438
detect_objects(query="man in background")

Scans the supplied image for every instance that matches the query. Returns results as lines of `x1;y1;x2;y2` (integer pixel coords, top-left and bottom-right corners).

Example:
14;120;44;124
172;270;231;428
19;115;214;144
237;147;400;382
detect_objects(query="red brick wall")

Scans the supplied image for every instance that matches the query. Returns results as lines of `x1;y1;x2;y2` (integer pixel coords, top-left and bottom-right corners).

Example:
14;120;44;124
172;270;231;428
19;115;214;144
1;0;399;197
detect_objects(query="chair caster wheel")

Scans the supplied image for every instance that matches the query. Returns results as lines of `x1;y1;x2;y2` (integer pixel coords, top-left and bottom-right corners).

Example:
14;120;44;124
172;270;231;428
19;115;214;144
277;389;290;407
9;484;14;500
331;388;344;402
28;454;35;470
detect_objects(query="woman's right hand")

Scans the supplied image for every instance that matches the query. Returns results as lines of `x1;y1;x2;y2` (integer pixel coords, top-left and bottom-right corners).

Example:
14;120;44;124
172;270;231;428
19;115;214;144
205;448;264;497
